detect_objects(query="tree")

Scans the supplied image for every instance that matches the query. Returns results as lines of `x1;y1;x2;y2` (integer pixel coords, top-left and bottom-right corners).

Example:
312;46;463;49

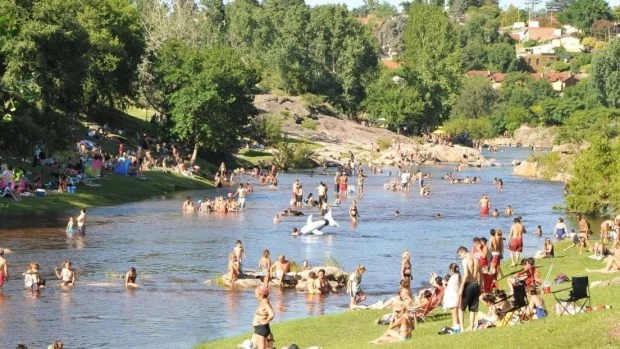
487;42;519;72
591;37;620;108
154;42;259;163
545;0;573;13
499;5;526;27
364;71;426;133
461;41;488;71
404;3;461;126
451;75;498;119
591;19;617;41
613;5;620;22
566;136;620;215
557;0;612;33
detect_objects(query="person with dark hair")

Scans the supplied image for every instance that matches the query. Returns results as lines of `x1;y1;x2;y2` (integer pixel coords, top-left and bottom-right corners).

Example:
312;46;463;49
457;246;481;332
443;262;461;332
125;267;137;287
508;217;525;266
507;258;541;294
16;345;28;349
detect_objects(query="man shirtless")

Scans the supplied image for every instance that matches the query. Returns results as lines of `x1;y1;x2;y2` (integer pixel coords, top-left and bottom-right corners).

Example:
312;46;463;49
0;248;9;292
490;229;504;279
457;246;481;332
478;194;490;215
317;182;327;206
233;184;247;209
270;255;291;286
76;208;86;235
600;219;614;243
508;217;525;266
314;269;331;294
577;214;593;251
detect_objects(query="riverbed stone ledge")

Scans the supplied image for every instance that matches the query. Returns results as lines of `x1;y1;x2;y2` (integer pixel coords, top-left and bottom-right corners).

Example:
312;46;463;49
211;265;349;289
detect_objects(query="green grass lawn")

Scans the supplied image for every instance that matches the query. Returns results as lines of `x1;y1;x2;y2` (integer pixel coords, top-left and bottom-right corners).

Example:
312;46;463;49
199;240;620;349
0;171;212;216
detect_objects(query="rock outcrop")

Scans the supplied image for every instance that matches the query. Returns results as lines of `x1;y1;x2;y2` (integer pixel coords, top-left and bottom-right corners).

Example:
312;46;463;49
512;161;570;182
212;266;348;290
486;125;557;148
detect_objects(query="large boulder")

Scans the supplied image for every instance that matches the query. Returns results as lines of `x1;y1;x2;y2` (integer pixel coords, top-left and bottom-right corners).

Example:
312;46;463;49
213;266;348;290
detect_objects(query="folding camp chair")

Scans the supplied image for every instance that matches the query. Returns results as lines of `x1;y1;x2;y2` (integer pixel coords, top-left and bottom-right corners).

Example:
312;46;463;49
496;283;531;325
552;276;591;315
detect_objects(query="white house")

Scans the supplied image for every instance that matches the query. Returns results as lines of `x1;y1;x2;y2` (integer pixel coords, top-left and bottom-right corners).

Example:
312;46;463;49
551;36;584;53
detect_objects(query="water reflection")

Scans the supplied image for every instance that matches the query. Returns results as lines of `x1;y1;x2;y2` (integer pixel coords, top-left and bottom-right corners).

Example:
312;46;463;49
0;147;578;348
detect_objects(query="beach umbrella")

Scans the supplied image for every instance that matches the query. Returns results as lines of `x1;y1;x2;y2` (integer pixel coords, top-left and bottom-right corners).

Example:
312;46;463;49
432;128;445;135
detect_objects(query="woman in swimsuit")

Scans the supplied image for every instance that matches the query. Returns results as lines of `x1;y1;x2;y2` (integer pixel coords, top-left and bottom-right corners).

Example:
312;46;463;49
252;285;275;349
370;304;412;344
65;217;74;235
125;267;137;286
401;251;412;280
228;253;240;282
349;200;360;222
55;261;75;286
553;217;567;240
258;250;272;282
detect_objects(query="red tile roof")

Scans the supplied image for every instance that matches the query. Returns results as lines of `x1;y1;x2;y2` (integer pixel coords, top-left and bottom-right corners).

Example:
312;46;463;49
509;33;521;41
465;70;491;77
526;27;556;41
491;73;506;82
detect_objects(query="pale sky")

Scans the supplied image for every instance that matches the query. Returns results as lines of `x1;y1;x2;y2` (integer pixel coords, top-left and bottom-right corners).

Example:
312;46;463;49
304;0;620;11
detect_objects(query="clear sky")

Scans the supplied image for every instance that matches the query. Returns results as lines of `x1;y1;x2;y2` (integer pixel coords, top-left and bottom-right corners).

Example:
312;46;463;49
304;0;620;11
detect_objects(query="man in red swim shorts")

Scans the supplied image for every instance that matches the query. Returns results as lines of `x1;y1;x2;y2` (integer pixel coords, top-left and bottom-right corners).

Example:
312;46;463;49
478;194;490;215
508;217;525;266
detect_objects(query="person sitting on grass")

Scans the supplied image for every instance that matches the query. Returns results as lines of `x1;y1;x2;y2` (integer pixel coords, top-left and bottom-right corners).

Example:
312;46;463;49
526;289;547;320
586;249;620;273
534;238;554;259
590;243;614;260
370;303;413;344
476;290;509;329
507;258;541;294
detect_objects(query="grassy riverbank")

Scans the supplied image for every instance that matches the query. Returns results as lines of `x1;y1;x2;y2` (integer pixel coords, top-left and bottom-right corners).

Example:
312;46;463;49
199;240;620;348
0;171;212;216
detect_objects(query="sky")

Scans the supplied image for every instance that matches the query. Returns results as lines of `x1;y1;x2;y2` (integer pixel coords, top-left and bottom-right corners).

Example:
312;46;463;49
303;0;620;11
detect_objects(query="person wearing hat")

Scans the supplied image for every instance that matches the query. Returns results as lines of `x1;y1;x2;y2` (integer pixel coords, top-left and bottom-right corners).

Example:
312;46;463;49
0;248;8;292
252;285;275;349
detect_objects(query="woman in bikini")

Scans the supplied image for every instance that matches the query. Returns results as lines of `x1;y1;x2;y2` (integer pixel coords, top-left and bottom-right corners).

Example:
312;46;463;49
55;261;75;286
349;200;360;222
252;285;275;349
258;249;272;283
228;253;240;282
370;304;413;344
401;251;412;280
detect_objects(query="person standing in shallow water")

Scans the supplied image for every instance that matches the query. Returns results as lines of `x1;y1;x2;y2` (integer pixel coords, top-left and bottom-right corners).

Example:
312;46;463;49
0;248;9;292
76;208;86;235
478;194;490;216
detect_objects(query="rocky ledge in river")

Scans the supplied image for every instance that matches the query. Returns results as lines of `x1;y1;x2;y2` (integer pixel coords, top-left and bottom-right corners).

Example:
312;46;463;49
512;161;570;182
210;266;348;291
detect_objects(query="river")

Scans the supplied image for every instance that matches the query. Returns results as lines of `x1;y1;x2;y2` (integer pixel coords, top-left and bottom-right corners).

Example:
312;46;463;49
0;147;592;348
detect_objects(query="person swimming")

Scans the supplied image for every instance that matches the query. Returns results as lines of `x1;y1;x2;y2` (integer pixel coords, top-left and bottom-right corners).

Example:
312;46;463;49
125;267;137;287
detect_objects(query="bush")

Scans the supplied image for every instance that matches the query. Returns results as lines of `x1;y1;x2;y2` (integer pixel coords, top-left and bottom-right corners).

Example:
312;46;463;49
301;118;319;130
523;39;539;48
322;254;341;268
550;61;570;72
376;137;391;151
273;142;315;169
301;93;326;106
250;114;283;146
527;151;568;179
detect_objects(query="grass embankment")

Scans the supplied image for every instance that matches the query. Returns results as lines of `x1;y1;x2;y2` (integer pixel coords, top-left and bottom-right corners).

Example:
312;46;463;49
199;240;620;349
0;171;212;216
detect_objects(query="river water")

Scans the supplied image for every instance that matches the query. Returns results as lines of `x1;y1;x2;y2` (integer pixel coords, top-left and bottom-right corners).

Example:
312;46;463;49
0;147;590;348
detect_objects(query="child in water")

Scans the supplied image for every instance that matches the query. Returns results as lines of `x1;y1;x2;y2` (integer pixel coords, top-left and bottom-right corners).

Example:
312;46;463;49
24;262;44;296
55;261;75;286
66;217;74;235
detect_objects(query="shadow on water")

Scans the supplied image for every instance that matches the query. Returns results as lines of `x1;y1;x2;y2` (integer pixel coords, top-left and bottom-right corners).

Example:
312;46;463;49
0;147;577;348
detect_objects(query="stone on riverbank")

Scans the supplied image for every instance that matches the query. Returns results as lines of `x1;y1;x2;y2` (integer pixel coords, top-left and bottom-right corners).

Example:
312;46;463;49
485;125;557;148
512;161;570;182
213;266;348;290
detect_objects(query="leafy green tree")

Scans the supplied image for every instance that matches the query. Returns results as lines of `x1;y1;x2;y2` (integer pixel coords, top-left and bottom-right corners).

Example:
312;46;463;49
442;116;495;140
591;37;620;108
613;5;620;22
404;3;461;126
200;0;228;46
461;41;488;71
499;73;555;108
499;5;527;27
451;75;498;119
556;107;619;144
563;77;600;108
487;42;520;72
364;71;425;133
459;7;501;46
503;105;533;133
154;42;259;163
557;0;612;33
566;136;620;215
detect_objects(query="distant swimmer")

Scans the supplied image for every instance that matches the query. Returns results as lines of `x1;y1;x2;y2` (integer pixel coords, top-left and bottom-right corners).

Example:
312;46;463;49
291;228;299;236
504;205;514;216
497;178;503;192
182;196;194;212
478;194;490;215
394;210;400;217
55;261;75;286
273;214;280;223
125;267;138;287
492;209;499;217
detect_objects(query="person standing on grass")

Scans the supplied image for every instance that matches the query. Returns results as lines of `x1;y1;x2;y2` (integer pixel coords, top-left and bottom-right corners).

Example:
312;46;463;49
508;217;525;267
347;265;366;309
457;246;481;332
252;285;275;349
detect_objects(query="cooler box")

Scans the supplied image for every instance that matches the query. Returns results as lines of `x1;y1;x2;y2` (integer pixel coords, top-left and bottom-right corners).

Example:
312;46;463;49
67;186;76;194
35;189;46;197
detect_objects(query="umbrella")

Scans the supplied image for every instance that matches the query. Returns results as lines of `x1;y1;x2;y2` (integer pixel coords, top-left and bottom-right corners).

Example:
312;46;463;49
432;128;445;135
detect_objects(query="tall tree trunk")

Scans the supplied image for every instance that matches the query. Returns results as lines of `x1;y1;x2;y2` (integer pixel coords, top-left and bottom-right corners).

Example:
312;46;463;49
190;143;199;166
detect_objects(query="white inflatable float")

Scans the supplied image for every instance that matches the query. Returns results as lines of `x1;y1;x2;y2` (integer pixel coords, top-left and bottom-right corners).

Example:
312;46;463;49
300;210;339;235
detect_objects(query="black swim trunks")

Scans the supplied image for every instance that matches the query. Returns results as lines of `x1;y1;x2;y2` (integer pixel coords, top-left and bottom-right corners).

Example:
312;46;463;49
460;281;480;312
254;323;271;337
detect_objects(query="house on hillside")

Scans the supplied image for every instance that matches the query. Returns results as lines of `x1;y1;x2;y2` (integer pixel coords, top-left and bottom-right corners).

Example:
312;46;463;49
521;54;560;72
465;70;578;93
524;27;562;42
530;72;578;92
551;35;583;53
